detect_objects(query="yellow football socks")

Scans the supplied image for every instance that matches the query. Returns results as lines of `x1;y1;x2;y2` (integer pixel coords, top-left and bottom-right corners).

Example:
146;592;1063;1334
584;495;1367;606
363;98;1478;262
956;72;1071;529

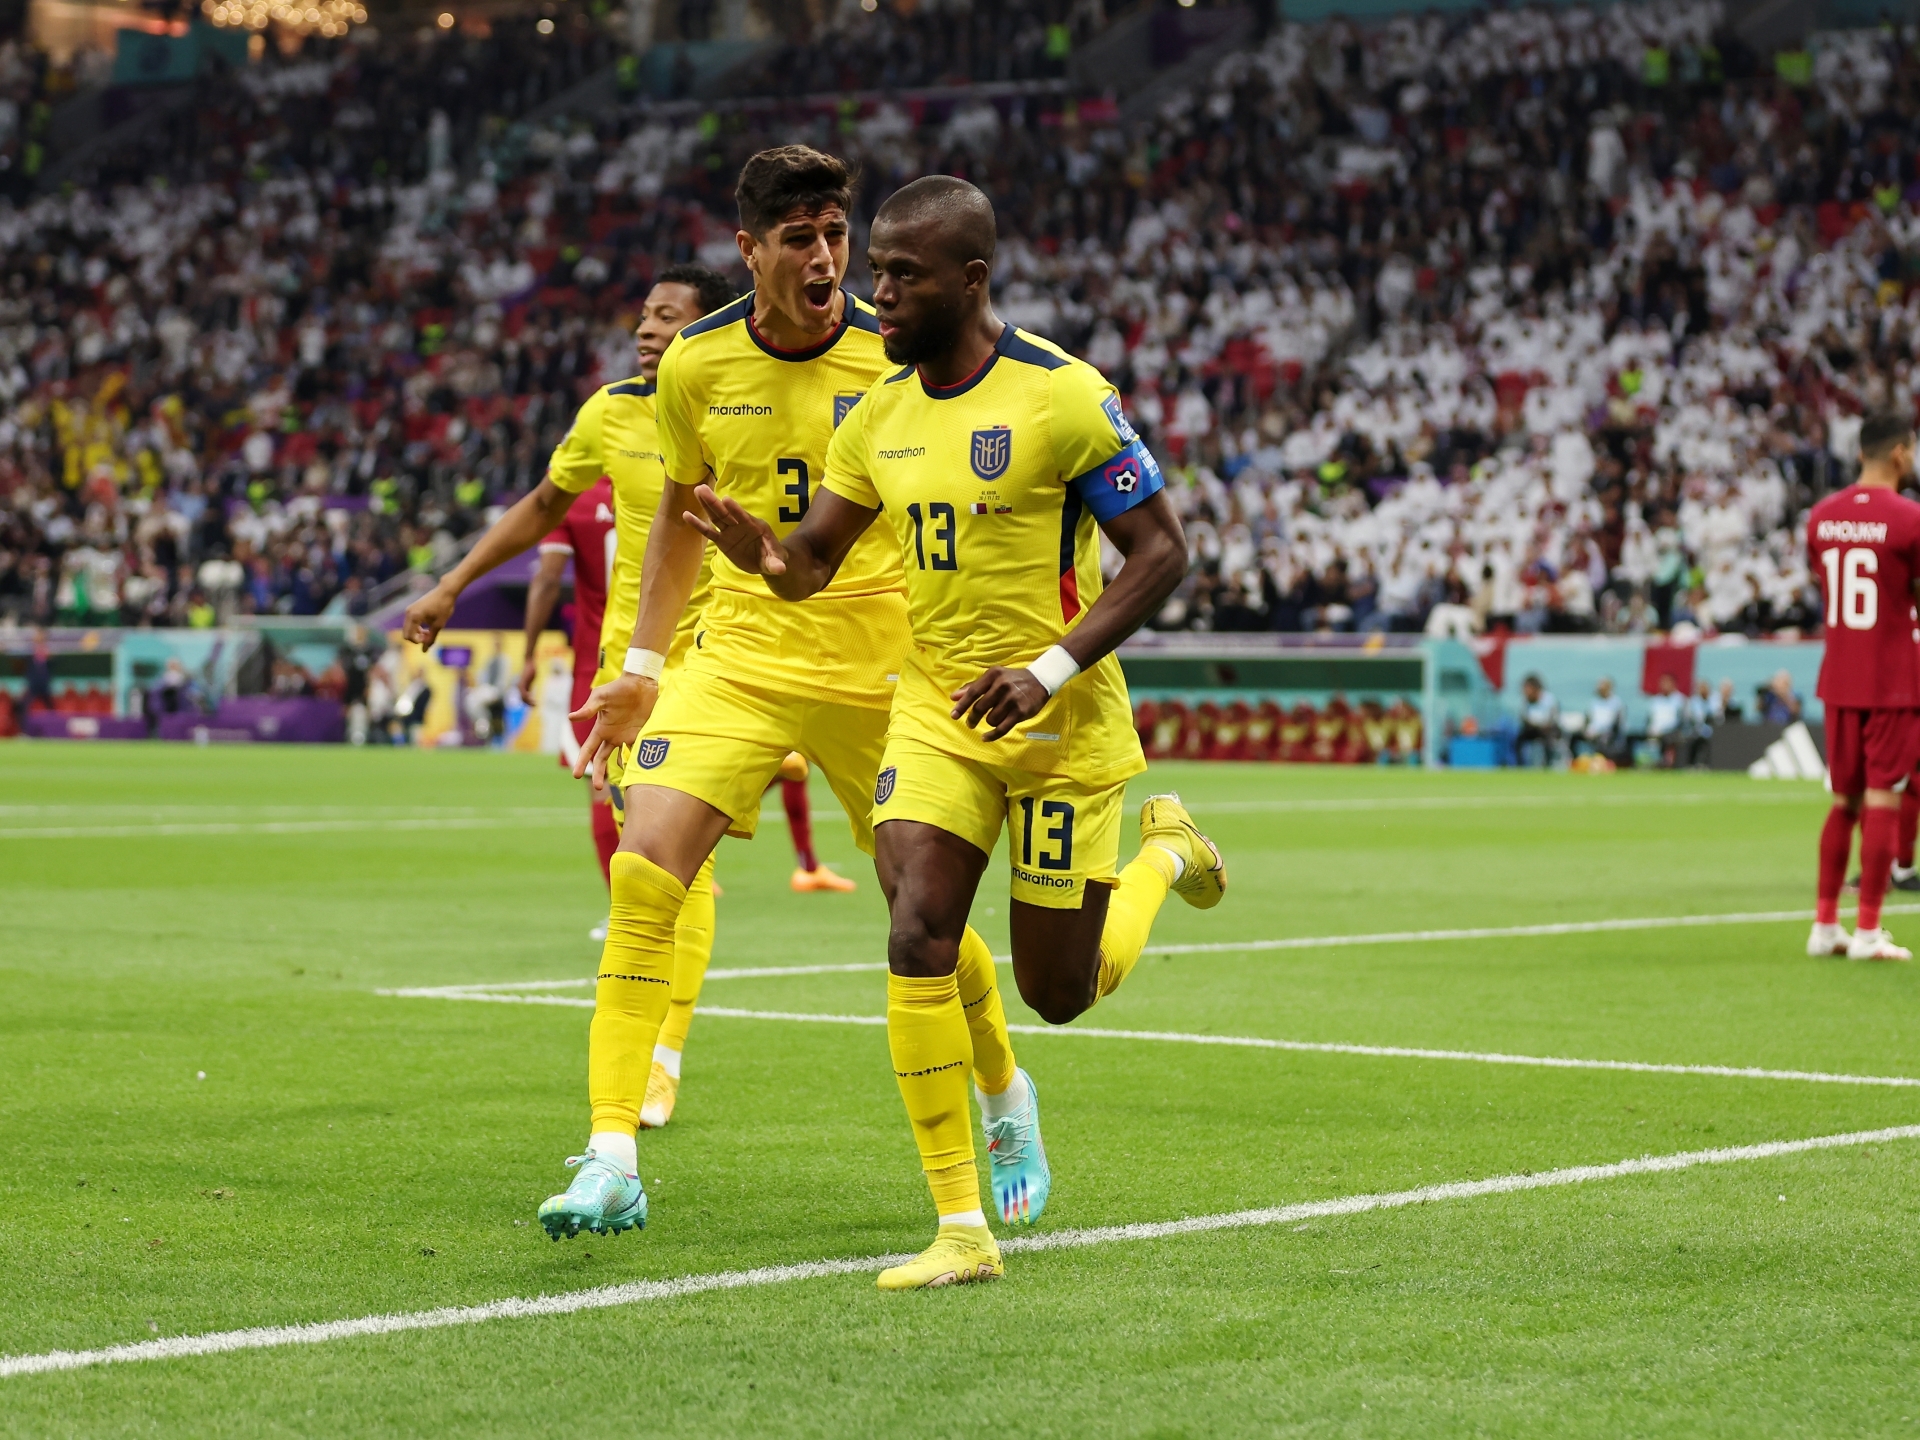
886;971;982;1218
955;924;1016;1098
654;856;716;1058
588;852;685;1136
1095;847;1176;1000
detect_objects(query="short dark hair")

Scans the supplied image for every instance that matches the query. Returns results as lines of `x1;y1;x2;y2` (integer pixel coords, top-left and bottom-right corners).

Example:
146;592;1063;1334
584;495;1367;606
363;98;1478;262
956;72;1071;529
654;263;736;317
735;146;855;237
873;175;998;267
1860;409;1915;460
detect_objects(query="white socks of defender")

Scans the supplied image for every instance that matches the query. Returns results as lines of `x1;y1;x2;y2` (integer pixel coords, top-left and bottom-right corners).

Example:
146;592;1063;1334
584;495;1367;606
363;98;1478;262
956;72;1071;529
652;1043;682;1078
1153;843;1187;882
588;1130;638;1177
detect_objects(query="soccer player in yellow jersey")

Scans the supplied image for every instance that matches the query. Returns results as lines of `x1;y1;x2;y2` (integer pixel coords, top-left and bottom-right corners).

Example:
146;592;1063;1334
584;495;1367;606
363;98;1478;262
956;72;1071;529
401;265;734;1213
570;148;1040;1239
688;175;1227;1290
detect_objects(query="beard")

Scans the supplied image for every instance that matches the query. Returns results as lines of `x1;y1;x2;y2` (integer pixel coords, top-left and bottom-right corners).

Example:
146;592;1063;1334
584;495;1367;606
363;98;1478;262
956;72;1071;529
881;296;965;366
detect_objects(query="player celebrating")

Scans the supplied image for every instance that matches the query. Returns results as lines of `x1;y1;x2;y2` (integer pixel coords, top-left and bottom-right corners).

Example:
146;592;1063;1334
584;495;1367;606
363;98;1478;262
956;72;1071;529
1806;409;1920;962
687;176;1225;1290
565;148;1038;1241
403;263;734;1151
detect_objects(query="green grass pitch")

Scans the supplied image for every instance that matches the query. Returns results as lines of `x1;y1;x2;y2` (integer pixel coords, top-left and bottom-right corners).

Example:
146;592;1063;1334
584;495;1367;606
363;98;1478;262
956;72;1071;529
4;742;1920;1436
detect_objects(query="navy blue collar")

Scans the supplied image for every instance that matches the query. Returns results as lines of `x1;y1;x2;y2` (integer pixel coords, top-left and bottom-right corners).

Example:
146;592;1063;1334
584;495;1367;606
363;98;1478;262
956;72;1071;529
918;324;1014;400
746;290;861;363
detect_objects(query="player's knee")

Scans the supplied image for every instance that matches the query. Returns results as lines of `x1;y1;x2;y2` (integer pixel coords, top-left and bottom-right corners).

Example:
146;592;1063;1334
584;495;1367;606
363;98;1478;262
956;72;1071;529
1018;969;1096;1026
886;914;957;978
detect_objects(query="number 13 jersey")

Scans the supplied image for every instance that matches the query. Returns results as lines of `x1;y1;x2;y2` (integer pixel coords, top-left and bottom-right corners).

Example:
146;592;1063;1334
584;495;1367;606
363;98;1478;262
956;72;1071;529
1808;481;1920;708
655;290;908;709
822;323;1164;787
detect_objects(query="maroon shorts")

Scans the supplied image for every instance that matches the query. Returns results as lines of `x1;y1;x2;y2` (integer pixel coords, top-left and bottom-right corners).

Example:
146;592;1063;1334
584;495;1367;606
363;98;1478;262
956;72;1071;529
1824;706;1920;794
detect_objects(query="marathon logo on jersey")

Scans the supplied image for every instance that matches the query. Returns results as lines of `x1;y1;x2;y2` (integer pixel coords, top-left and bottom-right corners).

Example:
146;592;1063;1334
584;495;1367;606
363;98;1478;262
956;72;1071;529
708;403;773;417
1816;519;1890;543
971;427;1012;481
874;765;897;805
1101;394;1137;444
833;392;863;428
635;738;671;770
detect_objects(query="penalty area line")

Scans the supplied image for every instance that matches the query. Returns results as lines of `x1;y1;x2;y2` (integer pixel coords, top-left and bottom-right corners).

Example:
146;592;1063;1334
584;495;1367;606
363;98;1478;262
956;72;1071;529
374;994;1920;1090
5;1124;1916;1379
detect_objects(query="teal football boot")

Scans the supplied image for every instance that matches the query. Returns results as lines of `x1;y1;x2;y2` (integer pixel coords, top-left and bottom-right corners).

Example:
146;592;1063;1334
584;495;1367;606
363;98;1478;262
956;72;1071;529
537;1150;647;1240
983;1068;1051;1226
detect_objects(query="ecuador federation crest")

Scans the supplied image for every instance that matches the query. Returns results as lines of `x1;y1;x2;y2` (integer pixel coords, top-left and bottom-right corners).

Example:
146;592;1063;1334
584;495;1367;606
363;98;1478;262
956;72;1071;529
874;765;897;805
635;737;671;770
970;427;1011;481
833;392;862;428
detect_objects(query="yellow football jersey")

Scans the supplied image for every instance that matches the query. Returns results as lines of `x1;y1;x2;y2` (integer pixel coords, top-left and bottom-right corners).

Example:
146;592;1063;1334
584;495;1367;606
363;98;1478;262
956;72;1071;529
821;324;1163;787
546;377;710;669
655;290;907;709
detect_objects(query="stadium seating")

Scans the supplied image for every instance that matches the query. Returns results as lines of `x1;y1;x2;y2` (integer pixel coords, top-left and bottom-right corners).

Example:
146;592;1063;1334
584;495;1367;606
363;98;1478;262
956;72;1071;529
0;0;1908;659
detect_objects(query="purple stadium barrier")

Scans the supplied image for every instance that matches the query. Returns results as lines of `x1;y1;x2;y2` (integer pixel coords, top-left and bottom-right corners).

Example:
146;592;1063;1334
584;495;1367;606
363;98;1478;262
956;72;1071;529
24;714;148;740
155;699;346;743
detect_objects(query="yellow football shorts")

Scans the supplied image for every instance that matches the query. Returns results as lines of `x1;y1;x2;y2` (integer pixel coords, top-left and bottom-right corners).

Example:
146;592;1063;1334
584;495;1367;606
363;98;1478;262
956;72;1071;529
630;667;890;853
872;732;1125;910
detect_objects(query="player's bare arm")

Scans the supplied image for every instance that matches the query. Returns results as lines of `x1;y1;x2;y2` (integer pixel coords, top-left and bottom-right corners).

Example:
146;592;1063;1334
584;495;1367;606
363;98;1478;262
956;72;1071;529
401;477;574;649
569;477;711;784
953;491;1187;742
517;548;569;703
685;482;878;601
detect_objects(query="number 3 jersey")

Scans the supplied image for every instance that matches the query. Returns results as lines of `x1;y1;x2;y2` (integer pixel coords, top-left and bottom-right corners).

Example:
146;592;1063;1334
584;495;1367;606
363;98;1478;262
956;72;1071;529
655;290;908;710
822;323;1163;787
1807;482;1920;708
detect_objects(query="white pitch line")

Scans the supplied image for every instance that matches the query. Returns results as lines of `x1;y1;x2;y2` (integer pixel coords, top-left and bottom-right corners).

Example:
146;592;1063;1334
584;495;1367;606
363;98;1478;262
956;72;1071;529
0;816;585;840
376;993;1920;1090
5;1123;1915;1380
376;902;1920;1001
1139;904;1920;957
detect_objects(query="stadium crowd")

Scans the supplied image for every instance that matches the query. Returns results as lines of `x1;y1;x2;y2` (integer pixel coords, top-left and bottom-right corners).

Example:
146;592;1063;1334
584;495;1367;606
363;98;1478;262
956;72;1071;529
0;0;1916;652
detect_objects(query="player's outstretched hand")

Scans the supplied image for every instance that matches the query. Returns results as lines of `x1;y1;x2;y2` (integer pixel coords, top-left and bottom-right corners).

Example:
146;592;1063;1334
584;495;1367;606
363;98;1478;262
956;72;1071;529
951;666;1049;743
570;672;658;787
686;484;788;576
401;582;457;650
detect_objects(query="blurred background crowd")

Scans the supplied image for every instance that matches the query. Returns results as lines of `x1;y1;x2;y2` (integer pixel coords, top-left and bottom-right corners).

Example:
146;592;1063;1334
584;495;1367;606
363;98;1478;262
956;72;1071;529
0;0;1915;651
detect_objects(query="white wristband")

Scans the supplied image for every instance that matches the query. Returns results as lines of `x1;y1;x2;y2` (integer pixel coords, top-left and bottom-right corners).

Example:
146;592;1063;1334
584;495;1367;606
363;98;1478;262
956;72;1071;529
623;647;665;681
1027;645;1081;696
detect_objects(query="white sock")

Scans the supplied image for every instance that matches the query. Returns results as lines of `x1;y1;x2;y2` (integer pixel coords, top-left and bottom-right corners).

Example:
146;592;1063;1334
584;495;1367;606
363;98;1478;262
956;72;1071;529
1152;843;1187;882
588;1130;638;1176
652;1043;682;1078
938;1209;988;1228
1896;864;1917;882
976;1067;1029;1121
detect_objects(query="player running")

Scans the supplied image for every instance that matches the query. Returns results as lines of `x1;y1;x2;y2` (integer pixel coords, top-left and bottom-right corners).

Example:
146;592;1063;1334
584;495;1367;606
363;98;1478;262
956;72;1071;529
687;175;1225;1290
403;263;734;1155
1806;409;1920;962
566;147;1038;1241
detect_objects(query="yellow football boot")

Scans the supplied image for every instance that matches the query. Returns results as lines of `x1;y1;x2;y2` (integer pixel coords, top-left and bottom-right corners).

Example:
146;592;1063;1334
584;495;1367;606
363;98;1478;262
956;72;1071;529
636;1061;678;1130
875;1223;1003;1291
1139;792;1226;909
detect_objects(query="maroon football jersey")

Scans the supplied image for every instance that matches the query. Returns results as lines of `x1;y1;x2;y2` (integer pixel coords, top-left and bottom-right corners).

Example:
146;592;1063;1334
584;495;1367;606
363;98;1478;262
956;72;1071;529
539;475;615;674
1808;482;1920;708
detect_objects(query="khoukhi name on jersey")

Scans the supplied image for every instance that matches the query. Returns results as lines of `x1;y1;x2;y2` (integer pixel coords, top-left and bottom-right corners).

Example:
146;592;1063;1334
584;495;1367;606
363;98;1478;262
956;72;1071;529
1817;519;1890;543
